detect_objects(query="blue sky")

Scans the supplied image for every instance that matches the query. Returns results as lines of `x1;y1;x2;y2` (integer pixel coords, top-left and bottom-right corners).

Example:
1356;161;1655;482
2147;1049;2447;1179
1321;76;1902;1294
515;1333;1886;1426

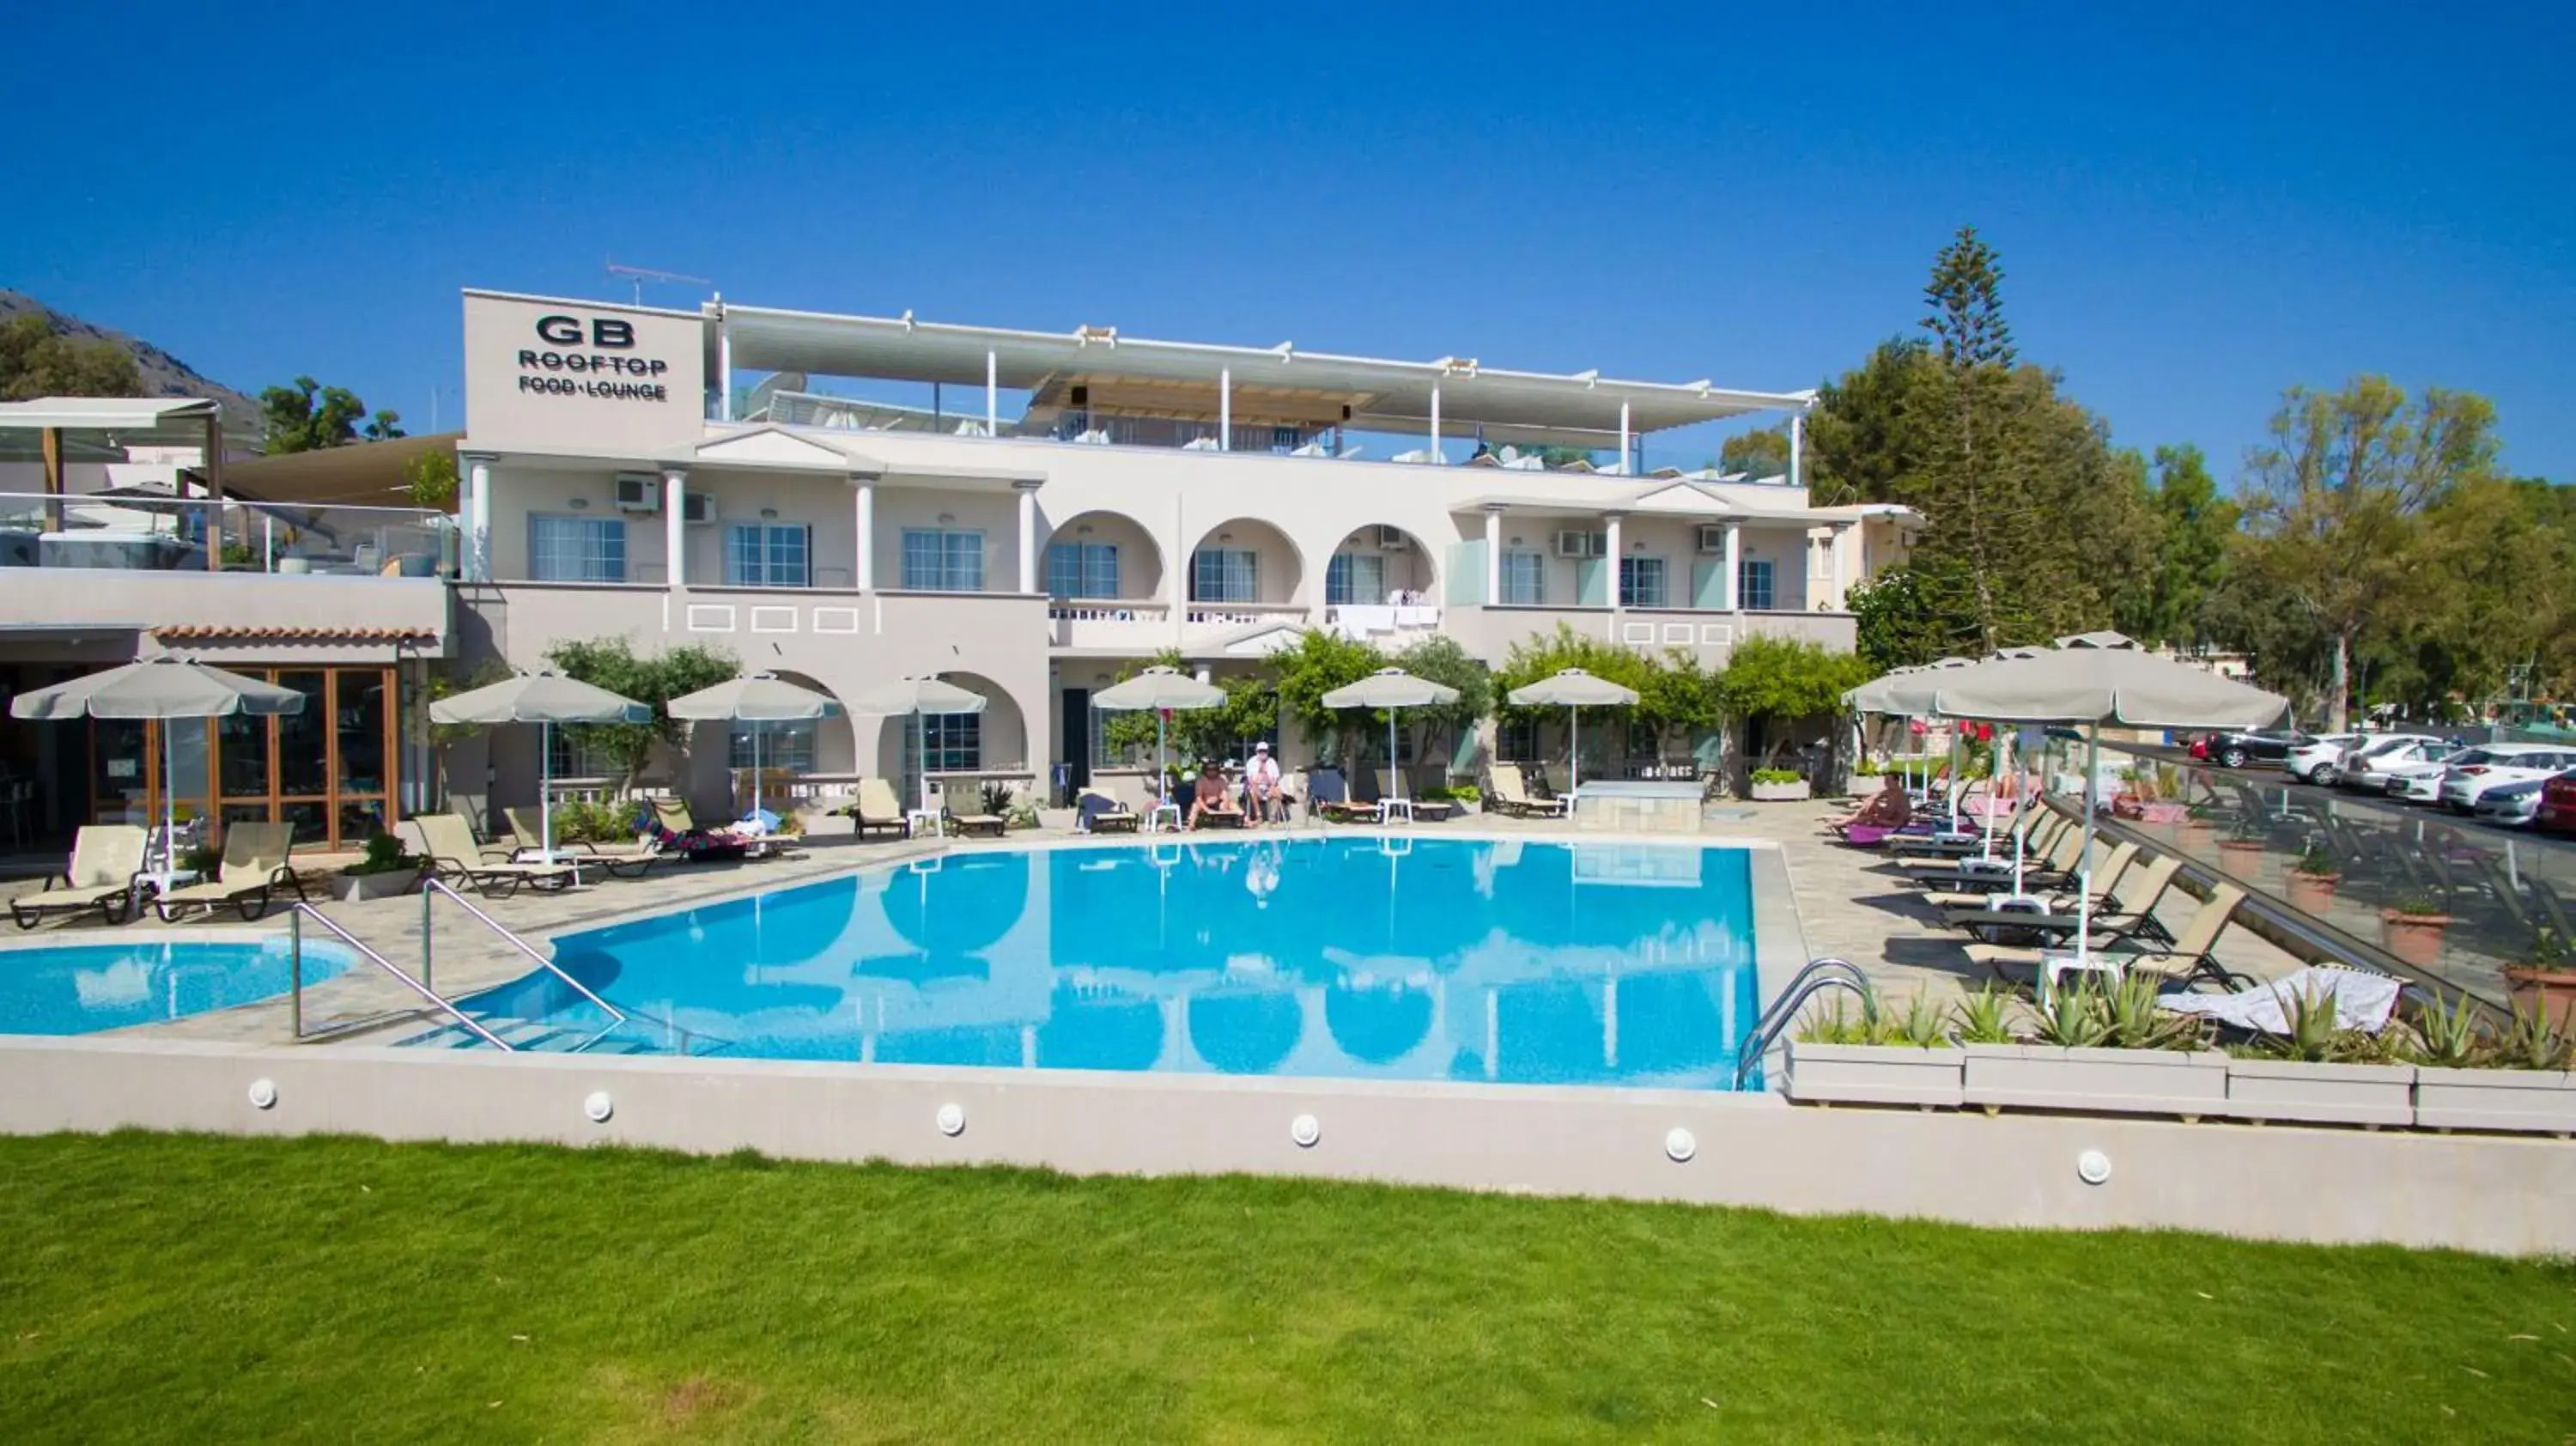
7;2;2571;481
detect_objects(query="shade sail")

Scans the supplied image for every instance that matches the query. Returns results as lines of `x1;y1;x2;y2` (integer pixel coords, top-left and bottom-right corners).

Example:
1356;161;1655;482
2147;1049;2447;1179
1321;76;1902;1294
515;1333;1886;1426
1321;667;1460;710
1091;665;1224;713
847;677;987;717
1929;648;2287;728
1506;667;1638;708
11;656;306;721
665;672;842;722
428;671;650;726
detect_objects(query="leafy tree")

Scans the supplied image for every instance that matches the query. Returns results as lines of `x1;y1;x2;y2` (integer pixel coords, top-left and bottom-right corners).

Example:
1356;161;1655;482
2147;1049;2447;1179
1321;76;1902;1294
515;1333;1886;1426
1492;625;1716;762
2126;444;2238;648
1712;635;1872;770
540;637;739;789
1388;634;1492;768
1716;426;1790;480
0;314;142;398
2233;377;2499;729
1267;629;1387;769
1637;650;1723;759
259;375;404;453
404;447;459;509
1805;337;1934;508
1845;565;1951;671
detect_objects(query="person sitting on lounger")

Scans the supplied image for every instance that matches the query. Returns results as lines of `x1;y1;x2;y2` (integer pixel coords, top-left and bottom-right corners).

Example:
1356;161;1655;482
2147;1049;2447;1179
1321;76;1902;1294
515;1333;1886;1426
1243;741;1282;824
1832;775;1912;832
1188;764;1244;829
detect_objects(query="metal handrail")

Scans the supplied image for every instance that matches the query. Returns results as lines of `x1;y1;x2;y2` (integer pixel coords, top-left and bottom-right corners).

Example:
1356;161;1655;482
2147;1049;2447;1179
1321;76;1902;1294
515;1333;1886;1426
290;904;514;1050
422;878;629;1030
1732;958;1875;1090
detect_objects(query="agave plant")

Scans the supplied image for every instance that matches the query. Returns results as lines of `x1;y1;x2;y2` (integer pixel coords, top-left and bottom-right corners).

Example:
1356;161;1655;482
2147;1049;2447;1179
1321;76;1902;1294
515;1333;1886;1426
2256;979;2377;1063
2402;990;2487;1069
1793;997;1872;1047
2493;996;2574;1072
2101;972;2207;1052
1950;983;2017;1045
1891;991;1952;1048
2032;978;2113;1048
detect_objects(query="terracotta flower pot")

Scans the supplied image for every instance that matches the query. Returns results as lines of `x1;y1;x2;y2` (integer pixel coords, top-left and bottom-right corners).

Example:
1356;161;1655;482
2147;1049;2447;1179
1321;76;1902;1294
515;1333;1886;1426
2379;910;2454;967
2283;871;2339;914
2503;965;2576;1033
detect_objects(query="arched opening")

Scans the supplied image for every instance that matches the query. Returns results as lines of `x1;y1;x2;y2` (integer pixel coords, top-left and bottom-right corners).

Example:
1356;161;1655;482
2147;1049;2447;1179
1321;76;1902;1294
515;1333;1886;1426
1323;523;1437;607
717;668;855;798
1041;509;1165;605
867;669;1032;810
1186;517;1303;610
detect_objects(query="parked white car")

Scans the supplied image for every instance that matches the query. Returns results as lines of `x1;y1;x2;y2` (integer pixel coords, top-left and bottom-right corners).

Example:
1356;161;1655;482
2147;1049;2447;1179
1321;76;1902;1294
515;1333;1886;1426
2471;774;2561;828
2283;732;2367;784
2382;747;2488;803
2332;734;2451;792
2438;745;2576;811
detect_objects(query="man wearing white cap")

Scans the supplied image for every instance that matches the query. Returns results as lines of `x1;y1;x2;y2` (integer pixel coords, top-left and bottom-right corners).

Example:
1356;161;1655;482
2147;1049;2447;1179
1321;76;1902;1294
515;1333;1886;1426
1244;739;1283;824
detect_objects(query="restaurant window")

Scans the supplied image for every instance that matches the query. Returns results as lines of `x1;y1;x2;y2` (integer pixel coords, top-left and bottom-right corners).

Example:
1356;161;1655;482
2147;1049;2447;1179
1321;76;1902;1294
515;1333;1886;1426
1619;556;1668;609
1326;552;1385;606
1044;541;1120;599
724;523;811;587
1738;558;1776;611
528;515;627;582
92;665;405;851
1499;550;1546;605
1191;548;1258;603
901;528;985;592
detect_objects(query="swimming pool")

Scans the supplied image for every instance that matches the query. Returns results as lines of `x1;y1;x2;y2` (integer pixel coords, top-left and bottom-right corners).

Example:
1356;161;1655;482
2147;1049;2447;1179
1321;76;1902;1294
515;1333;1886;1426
523;837;1764;1089
0;938;350;1036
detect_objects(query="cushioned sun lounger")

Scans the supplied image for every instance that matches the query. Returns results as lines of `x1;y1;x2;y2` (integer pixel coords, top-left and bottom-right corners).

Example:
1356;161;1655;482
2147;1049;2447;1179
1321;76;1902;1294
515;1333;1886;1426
150;821;316;921
9;825;148;929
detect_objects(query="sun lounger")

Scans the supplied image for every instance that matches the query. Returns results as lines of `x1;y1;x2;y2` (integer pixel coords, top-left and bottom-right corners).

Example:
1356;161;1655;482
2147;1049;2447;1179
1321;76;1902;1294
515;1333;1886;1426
1078;788;1139;834
1374;769;1453;822
1484;763;1566;819
1899;823;2087;890
1943;854;2184;947
1928;841;2142;916
404;814;580;897
9;825;148;928
150;822;314;921
650;797;790;858
944;806;1008;838
1304;767;1376;824
1965;883;2251;991
850;778;910;839
502;806;665;878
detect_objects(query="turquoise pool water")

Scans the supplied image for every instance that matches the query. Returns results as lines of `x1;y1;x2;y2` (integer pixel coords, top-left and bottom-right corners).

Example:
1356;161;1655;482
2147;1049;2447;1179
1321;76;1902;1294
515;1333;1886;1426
526;837;1762;1088
0;938;350;1035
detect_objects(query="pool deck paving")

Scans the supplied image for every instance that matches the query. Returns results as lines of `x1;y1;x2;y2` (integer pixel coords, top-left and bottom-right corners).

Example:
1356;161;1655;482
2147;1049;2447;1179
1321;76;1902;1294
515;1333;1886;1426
15;800;2299;1050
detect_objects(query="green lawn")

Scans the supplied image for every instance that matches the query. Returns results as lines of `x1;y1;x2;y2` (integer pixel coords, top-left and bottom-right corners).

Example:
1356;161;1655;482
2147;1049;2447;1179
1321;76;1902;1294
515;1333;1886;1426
0;1134;2567;1443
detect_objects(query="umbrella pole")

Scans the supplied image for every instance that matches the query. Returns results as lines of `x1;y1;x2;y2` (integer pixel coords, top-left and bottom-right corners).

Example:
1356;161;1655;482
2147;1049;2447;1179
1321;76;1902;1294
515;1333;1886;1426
752;719;762;824
1156;714;1167;812
1570;706;1580;793
2075;725;2100;969
1984;726;2005;860
1388;710;1402;802
539;721;555;866
161;720;176;890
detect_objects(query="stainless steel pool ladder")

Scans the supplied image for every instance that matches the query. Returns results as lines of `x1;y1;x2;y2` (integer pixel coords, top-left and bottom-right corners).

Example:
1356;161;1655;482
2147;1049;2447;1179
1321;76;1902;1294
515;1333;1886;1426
419;878;632;1053
1730;957;1875;1090
289;903;514;1050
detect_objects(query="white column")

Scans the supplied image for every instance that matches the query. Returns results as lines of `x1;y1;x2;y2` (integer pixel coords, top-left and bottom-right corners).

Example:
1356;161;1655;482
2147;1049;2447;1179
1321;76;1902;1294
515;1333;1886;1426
660;466;687;588
1830;522;1850;610
463;453;493;581
1428;386;1442;465
1789;411;1805;491
1617;400;1631;475
985;349;999;436
1604;513;1624;614
1218;368;1231;451
853;477;876;591
1722;522;1741;611
717;324;733;422
1483;507;1503;605
1016;483;1039;595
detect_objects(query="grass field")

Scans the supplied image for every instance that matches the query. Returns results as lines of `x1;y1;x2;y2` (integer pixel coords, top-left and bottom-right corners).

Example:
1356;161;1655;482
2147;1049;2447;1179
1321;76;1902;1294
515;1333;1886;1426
0;1133;2568;1443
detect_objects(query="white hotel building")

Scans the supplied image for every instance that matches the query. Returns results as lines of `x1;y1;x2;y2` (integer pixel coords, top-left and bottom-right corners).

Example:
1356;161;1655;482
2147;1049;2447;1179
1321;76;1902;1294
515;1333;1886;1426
452;290;1919;811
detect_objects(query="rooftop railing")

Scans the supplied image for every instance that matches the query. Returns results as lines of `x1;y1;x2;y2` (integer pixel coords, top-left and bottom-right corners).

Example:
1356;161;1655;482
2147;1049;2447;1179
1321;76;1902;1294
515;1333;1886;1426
0;491;453;579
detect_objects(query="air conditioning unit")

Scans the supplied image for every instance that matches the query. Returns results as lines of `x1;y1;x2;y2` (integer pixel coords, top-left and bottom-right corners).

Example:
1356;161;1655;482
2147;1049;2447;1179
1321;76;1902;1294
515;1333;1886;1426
1374;526;1411;551
682;492;716;526
613;473;660;513
1554;530;1604;558
1696;524;1728;554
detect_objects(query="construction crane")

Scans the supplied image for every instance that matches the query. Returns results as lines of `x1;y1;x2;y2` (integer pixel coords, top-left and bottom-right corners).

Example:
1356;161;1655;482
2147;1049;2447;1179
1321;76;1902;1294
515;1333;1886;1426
605;258;713;305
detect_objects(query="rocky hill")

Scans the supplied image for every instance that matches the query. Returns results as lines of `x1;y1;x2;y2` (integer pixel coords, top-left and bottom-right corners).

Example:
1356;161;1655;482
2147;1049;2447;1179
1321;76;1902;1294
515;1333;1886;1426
0;289;263;433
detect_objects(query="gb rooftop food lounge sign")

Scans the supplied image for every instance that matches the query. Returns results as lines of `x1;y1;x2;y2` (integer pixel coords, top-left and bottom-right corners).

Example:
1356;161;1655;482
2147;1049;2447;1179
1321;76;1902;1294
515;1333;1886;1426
462;291;708;453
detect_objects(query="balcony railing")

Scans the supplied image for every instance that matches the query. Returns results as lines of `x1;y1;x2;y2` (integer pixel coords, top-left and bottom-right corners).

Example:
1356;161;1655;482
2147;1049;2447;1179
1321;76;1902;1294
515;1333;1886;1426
0;490;453;578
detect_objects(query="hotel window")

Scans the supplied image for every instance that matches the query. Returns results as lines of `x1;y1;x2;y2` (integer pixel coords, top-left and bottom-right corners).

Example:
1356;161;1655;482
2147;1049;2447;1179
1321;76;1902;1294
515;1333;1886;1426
1619;556;1668;609
1191;547;1258;604
724;522;810;587
1325;552;1384;606
1499;550;1546;605
729;719;816;773
1045;541;1121;599
1497;714;1539;762
1738;557;1776;611
907;710;982;775
527;515;626;582
901;528;985;592
546;728;626;780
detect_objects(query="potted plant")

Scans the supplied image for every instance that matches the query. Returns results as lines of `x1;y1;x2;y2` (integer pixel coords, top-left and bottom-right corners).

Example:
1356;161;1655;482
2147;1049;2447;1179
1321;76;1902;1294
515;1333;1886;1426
1784;993;1964;1109
2284;844;2341;913
217;540;258;572
1961;975;2229;1120
2501;927;2576;1034
335;829;427;902
1747;768;1811;802
2379;890;2453;967
2221;981;2415;1127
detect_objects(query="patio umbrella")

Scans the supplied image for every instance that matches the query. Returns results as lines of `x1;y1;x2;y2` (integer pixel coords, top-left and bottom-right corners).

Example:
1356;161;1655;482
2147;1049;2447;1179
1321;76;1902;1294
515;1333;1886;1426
848;676;988;814
1505;667;1638;793
429;671;651;865
9;656;306;889
1091;665;1224;809
1320;668;1460;805
665;672;841;824
1932;646;2288;968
